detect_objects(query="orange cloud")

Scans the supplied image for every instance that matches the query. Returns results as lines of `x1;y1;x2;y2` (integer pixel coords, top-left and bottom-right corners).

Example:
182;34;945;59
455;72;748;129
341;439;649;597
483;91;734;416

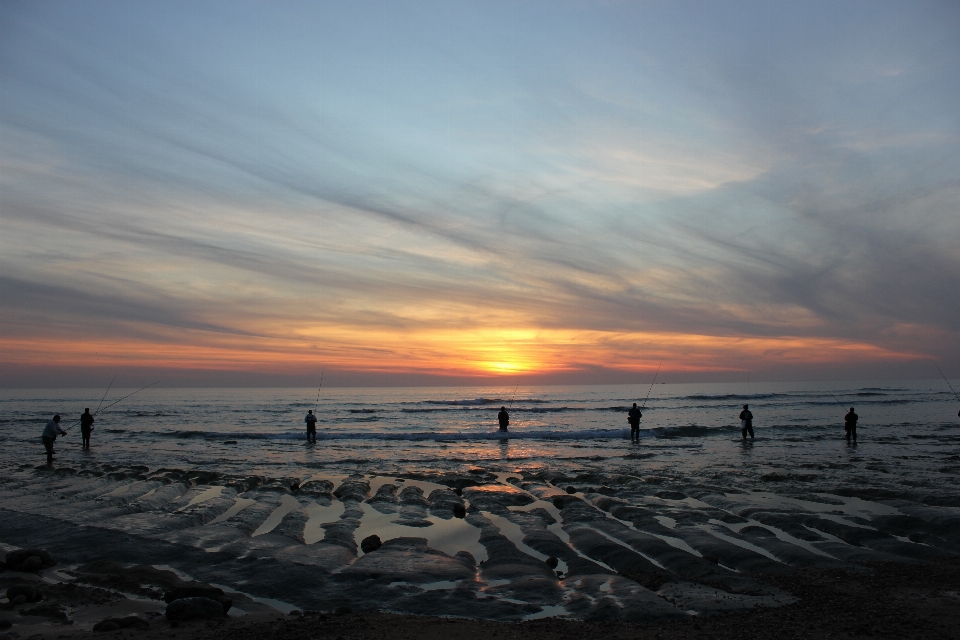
0;325;921;379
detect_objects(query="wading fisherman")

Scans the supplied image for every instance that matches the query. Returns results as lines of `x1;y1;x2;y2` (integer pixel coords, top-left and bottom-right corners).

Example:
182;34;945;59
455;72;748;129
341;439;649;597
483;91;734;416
80;408;95;449
498;406;509;432
42;414;67;461
304;409;318;443
844;407;858;443
628;402;642;442
739;404;754;440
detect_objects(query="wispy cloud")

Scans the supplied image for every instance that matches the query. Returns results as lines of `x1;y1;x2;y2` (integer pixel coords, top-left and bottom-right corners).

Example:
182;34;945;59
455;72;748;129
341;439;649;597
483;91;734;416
1;1;958;385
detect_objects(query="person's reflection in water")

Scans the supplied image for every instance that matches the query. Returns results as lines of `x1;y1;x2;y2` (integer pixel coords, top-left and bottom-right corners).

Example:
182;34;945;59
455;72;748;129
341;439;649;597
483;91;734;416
498;438;510;460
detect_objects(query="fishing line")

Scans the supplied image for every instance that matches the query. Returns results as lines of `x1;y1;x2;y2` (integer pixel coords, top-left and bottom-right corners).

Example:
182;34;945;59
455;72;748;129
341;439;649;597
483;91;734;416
933;362;960;402
95;375;116;415
314;368;325;414
828;391;847;410
509;379;519;408
641;360;663;410
67;375;117;429
94;381;159;416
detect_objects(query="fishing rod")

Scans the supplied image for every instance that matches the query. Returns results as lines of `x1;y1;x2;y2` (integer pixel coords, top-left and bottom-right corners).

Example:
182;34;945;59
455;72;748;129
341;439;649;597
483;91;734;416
827;391;848;410
933;362;960;403
95;375;116;415
93;381;159;416
509;379;520;408
641;360;663;409
314;368;325;414
66;375;116;429
64;381;158;432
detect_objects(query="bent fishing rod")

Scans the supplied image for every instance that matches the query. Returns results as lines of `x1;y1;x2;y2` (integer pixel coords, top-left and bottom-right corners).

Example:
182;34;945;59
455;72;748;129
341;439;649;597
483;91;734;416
66;381;159;430
828;391;848;410
641;360;663;410
933;362;960;403
509;379;520;408
95;375;116;416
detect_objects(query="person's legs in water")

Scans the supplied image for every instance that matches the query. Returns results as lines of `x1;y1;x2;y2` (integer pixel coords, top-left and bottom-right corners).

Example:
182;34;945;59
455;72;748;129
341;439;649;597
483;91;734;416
742;425;748;439
630;424;639;441
81;430;90;449
42;436;54;460
850;425;856;443
747;424;755;439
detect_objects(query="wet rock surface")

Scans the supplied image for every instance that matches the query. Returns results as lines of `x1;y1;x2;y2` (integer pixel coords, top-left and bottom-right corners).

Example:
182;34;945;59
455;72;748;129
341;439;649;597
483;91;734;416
1;463;959;623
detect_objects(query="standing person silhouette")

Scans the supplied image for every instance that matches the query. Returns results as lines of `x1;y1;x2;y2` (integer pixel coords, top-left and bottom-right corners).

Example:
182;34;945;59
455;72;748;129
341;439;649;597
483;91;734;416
628;403;642;442
739;404;754;440
42;414;67;462
80;408;95;449
498;406;509;432
844;407;858;443
304;409;317;443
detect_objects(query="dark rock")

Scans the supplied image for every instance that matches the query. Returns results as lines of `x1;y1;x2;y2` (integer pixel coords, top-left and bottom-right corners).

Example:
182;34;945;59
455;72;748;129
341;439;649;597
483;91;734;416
6;585;41;603
546;556;559;569
335;605;352;615
566;486;577;494
165;597;227;621
119;615;149;629
5;549;55;570
20;603;69;622
360;534;382;553
656;490;686;500
163;587;231;613
452;503;466;518
453;487;463;496
0;621;9;630
21;556;42;572
93;619;122;632
10;596;26;606
288;610;302;616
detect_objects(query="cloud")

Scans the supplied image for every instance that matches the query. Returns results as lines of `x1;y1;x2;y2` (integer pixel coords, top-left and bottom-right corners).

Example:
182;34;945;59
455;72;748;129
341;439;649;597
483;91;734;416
1;1;958;384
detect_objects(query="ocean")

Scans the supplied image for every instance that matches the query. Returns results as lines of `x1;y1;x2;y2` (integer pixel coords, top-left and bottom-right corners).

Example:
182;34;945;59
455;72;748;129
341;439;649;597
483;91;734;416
1;380;958;620
2;380;957;481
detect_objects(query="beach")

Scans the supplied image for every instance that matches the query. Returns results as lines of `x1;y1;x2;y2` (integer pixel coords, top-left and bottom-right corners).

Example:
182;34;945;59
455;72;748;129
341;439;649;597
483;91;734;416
1;382;958;636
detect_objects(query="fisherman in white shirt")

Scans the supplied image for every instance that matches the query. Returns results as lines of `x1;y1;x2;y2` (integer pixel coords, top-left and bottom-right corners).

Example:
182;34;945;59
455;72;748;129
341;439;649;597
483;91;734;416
42;414;67;461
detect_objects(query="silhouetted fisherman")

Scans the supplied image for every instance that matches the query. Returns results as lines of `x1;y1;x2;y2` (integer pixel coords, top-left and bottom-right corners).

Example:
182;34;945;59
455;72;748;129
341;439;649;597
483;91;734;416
628;402;642;441
304;409;317;443
498;406;509;432
42;414;67;461
844;407;858;443
739;404;754;439
80;408;95;449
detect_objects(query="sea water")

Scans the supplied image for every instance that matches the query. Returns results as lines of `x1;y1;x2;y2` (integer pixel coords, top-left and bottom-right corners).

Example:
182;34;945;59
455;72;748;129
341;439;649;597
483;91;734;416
1;380;958;490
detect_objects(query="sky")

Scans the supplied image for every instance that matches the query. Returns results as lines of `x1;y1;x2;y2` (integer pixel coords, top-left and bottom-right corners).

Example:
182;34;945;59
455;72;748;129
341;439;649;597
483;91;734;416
1;0;959;387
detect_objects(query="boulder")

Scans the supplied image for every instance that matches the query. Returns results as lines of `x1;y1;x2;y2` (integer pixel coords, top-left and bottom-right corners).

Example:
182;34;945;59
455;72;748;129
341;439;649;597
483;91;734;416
360;534;382;553
6;585;42;603
21;556;42;573
163;587;231;613
0;620;11;630
119;616;150;629
165;597;227;621
5;549;55;571
10;596;26;606
452;504;466;518
93;619;121;632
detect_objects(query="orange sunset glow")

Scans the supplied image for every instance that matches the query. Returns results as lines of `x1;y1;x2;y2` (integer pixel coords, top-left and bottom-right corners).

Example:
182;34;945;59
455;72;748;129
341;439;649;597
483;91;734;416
1;1;957;387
